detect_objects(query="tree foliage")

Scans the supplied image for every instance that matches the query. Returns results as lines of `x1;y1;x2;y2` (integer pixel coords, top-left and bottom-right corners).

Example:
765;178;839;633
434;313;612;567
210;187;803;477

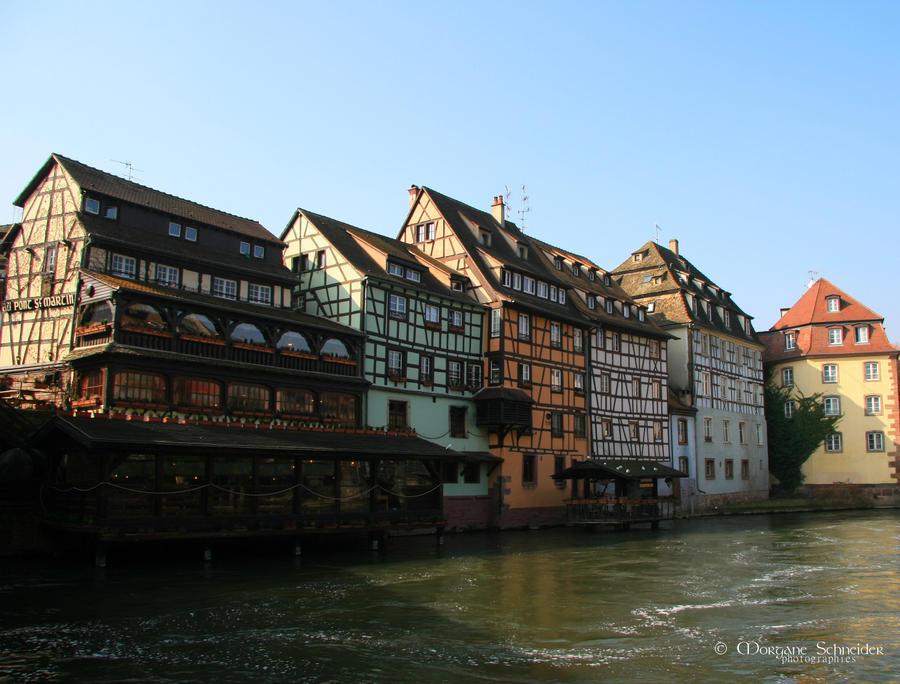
764;373;841;492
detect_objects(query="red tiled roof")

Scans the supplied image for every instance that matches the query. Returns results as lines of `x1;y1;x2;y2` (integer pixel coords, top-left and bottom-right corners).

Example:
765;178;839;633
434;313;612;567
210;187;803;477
771;278;884;329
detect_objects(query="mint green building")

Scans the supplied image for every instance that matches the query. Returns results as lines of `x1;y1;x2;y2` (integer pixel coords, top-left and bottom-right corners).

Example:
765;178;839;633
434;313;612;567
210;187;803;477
281;210;497;527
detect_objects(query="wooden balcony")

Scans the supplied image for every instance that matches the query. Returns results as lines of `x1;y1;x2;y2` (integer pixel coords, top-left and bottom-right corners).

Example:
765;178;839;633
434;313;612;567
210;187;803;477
563;497;676;530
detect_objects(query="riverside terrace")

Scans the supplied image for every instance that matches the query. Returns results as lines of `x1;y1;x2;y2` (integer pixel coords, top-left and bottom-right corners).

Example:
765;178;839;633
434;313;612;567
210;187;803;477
34;412;472;560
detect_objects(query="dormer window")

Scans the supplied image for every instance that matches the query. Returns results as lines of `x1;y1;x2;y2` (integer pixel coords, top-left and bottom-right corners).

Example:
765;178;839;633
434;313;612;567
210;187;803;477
406;268;421;283
606;299;614;314
588;269;596;282
451;280;464;292
633;253;643;262
169;222;182;237
855;326;869;344
502;269;511;287
785;331;796;350
253;245;265;259
554;257;564;271
518;244;528;259
638;308;646;321
723;310;731;327
240;241;251;256
479;230;491;246
587;295;596;310
828;327;843;345
572;263;581;277
185;226;198;242
604;275;611;286
388;263;404;278
103;206;118;220
84;197;100;215
623;305;631;319
826;296;840;312
647;303;655;312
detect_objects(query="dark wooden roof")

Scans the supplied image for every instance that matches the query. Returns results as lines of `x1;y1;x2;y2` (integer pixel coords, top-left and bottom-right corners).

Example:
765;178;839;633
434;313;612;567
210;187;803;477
288;208;481;306
553;458;687;481
16;154;280;245
49;415;464;460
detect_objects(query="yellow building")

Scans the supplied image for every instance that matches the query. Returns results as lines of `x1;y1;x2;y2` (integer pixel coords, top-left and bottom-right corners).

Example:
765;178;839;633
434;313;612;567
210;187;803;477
760;279;899;493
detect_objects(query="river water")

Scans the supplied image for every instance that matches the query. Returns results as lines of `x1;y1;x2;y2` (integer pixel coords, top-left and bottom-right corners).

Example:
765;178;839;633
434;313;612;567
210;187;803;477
1;511;898;683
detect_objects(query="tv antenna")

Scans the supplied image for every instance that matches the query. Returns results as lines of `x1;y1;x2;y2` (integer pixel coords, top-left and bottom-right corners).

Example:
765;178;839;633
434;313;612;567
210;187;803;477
517;185;530;230
807;270;820;289
654;223;662;243
112;159;143;182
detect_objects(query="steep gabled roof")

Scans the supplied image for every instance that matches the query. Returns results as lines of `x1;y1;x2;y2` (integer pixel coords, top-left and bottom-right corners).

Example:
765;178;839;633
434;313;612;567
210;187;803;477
771;278;884;329
613;240;758;342
16;154;279;244
292;208;481;306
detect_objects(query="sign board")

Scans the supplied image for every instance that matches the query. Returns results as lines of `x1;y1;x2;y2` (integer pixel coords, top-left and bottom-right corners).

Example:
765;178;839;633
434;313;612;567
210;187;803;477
2;293;76;313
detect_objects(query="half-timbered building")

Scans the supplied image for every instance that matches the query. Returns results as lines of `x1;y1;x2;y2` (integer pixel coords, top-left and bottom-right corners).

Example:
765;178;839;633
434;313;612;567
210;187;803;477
613;239;769;507
281;209;498;529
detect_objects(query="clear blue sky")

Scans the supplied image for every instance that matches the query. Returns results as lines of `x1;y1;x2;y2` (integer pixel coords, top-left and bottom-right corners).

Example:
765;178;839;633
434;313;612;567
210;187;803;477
2;1;898;337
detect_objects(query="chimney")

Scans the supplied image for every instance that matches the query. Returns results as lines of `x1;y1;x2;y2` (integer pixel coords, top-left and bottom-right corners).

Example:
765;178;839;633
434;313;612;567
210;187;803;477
408;185;419;208
491;195;505;227
668;238;679;255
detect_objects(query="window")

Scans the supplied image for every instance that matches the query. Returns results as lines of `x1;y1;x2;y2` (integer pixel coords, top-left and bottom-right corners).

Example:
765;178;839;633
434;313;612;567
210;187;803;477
415;222;435;242
704;459;715;479
463;463;479;484
388;263;404;278
554;257;563;271
251;245;264;259
387;349;405;378
156;264;179;287
623;305;631;319
826;296;840;312
174;377;222;410
169;222;182;238
631;377;640;397
276;388;315;415
551;368;562;392
600;372;610;394
587;295;596;310
550;412;563;437
828;328;843;345
449;310;463;330
864;362;880;381
490;309;501;337
406;268;421;283
549;285;557;302
43;243;57;275
450;406;467;438
823;396;841;416
653;421;663;441
315;251;325;269
248;284;272;306
212;277;237;300
606;299;614;314
85;197;100;215
722;420;730;443
558;290;566;305
518;313;530;340
652;380;661;399
425;304;440;325
822;364;838;383
782;368;794;387
738;422;746;444
227;382;270;413
320;392;357;425
523;277;535;295
239;241;251;256
678;456;689;475
601;419;613;439
704;417;713;442
649;340;660;358
866;431;884;452
102;205;118;219
784;400;795;418
573;329;583;353
574;414;586;437
723;310;731;327
111;253;136;279
448;360;463;387
122;303;167;331
677;418;688;445
388;400;408;430
638;308;645;322
522;454;536;484
420;355;434;384
466;363;482;389
389;294;407;320
629;421;639;441
741;460;749;480
321;338;351;359
855;326;869;344
518;245;528;259
825;433;842;452
724;460;734;480
113;370;166;404
489;359;502;384
480;230;491;246
756;423;764;445
451;279;464;292
574;373;584;393
502;270;512;287
550;322;562;348
572;263;581;277
518;363;531;386
588;269;596;282
785;332;796;351
700;371;711;396
612;332;620;352
179;313;219;338
184;226;197;242
865;395;882;415
537;281;548;298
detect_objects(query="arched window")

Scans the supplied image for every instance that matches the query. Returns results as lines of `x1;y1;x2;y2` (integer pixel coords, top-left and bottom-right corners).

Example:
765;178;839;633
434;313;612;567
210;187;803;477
80;301;113;327
276;331;312;354
121;303;167;331
276;388;316;415
320;392;357;425
113;370;167;404
321;338;350;359
230;322;266;346
178;313;220;338
174;377;222;409
228;382;271;413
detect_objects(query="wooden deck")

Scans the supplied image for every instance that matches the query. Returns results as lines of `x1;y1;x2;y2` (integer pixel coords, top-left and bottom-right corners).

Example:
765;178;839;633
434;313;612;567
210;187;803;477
564;497;676;530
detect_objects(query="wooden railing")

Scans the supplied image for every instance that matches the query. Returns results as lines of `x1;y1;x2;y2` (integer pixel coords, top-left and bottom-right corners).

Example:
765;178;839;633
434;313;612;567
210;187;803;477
563;497;676;523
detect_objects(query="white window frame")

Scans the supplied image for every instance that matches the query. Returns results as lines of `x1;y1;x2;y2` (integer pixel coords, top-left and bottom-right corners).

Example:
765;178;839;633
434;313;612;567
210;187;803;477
782;368;794;387
111;253;136;279
855;326;869;344
822;364;838;383
253;245;265;259
551;368;562;392
168;222;182;237
212;277;237;300
239;241;251;256
826;296;840;312
248;283;272;306
490;309;501;338
784;400;795;418
523;277;536;295
155;264;180;287
388;263;404;277
828;327;843;345
389;294;407;319
425;304;440;325
864;362;880;381
865;395;882;415
85;197;100;215
825;433;842;452
866;431;884;452
184;226;198;242
785;332;796;350
823;396;841;416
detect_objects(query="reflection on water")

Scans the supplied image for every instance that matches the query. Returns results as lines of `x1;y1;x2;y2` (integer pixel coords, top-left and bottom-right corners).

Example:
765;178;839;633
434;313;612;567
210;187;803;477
0;511;897;682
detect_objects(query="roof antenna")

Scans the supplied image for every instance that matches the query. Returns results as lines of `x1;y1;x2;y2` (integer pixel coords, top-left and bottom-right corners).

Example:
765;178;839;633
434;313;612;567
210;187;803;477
517;184;530;231
112;159;142;182
807;270;819;289
654;223;661;243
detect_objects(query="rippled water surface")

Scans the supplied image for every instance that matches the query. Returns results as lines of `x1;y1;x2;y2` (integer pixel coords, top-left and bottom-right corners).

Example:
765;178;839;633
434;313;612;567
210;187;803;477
1;511;898;683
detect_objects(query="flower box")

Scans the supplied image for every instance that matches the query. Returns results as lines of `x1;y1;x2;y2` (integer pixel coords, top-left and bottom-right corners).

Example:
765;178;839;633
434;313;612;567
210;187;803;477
76;323;110;336
233;342;273;353
72;397;100;408
121;324;172;338
321;355;357;365
179;334;225;345
278;350;317;359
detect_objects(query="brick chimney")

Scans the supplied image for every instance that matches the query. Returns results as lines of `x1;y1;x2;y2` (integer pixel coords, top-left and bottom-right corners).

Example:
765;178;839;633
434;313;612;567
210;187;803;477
408;185;419;208
668;238;679;255
491;195;505;227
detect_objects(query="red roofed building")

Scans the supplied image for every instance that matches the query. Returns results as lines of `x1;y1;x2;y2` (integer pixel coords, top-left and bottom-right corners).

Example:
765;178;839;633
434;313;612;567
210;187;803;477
760;279;900;494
